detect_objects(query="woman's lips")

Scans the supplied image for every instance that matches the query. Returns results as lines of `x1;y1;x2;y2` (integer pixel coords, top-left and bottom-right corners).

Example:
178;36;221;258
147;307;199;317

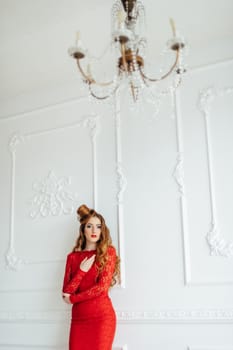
91;234;97;238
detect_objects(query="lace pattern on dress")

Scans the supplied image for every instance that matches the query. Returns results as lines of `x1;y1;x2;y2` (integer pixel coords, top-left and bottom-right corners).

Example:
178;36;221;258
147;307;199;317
62;246;116;304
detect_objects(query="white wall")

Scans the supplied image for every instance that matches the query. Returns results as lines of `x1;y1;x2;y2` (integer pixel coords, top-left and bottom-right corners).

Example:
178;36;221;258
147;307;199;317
0;43;233;349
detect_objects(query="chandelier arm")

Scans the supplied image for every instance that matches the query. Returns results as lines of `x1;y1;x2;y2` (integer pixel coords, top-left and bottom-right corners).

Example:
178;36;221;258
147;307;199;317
139;49;180;82
88;81;120;100
76;60;114;87
139;70;149;86
76;59;95;84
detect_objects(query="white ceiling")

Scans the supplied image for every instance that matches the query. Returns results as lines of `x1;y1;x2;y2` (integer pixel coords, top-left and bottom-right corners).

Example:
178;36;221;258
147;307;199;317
1;0;233;104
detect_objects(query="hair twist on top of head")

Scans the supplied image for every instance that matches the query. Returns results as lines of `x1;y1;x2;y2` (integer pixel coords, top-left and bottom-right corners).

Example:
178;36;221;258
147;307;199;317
77;204;92;222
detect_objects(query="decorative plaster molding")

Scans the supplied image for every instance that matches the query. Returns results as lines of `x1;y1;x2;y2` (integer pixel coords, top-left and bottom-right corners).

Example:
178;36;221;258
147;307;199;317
82;113;100;142
173;151;185;196
114;94;126;288
174;80;233;286
4;108;126;294
9;133;25;152
173;90;192;285
29;171;78;219
188;347;233;350
0;345;65;349
116;162;127;204
0;95;89;122
114;95;127;206
198;86;217;114
5;247;28;271
185;57;233;74
0;309;232;324
6;114;99;270
198;85;233;258
0;344;126;350
206;221;233;257
117;309;233;323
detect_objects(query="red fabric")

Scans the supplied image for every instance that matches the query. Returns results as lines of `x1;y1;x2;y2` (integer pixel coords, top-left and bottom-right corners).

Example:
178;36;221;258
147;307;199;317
62;246;117;350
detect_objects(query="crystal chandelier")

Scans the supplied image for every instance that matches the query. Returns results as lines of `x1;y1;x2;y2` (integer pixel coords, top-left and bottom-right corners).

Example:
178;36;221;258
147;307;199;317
68;0;186;102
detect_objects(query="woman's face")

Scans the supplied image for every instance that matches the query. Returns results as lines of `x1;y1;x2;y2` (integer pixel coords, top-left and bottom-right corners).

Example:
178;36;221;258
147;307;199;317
84;216;102;245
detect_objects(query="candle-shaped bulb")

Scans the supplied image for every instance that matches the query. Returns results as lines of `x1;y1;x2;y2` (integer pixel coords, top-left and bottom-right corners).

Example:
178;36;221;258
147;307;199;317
117;10;126;29
75;31;80;46
169;18;176;37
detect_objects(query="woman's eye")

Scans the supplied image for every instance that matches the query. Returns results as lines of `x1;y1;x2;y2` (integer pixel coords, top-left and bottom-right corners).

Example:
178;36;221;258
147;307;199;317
97;225;101;229
86;224;92;228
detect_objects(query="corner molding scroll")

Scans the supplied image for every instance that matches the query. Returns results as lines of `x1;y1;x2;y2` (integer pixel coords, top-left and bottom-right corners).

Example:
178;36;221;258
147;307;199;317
198;85;233;258
206;221;233;257
9;133;25;152
5;247;28;271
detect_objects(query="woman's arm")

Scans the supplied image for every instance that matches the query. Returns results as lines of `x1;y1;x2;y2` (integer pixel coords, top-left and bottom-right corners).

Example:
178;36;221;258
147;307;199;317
62;254;96;294
62;254;86;294
69;246;116;304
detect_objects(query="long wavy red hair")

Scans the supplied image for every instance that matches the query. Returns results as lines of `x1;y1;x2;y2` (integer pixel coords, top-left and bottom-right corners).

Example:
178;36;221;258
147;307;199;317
73;204;120;286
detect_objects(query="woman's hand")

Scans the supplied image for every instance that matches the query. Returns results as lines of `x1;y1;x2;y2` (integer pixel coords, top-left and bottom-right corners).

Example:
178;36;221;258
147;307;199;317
80;255;96;272
62;293;71;304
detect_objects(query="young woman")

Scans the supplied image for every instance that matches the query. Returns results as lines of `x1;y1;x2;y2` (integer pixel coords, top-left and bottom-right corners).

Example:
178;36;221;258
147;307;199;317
62;204;120;350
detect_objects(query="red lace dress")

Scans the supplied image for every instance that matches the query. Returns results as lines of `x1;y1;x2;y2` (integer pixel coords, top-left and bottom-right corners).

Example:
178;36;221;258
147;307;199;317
62;246;117;350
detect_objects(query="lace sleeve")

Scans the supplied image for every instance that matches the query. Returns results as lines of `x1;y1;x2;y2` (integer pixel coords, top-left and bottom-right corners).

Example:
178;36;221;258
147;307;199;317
62;254;86;294
70;246;116;304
